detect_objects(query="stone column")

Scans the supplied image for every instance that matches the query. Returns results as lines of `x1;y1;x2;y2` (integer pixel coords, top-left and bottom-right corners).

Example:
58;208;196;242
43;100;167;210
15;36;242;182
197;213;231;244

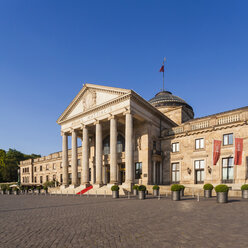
102;165;107;184
110;116;118;184
95;121;103;185
71;129;78;186
160;162;163;185
81;126;89;185
125;112;134;184
153;161;156;184
62;132;69;186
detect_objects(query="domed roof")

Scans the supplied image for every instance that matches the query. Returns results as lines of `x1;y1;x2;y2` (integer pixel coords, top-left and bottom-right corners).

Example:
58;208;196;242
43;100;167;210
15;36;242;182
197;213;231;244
149;90;193;111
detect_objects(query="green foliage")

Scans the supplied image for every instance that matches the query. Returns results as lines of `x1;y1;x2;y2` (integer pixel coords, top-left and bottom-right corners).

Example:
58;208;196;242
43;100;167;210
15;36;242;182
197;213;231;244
0;184;7;191
203;184;214;190
241;184;248;191
153;185;160;190
171;184;181;191
138;185;146;191
6;185;12;191
20;185;24;190
43;181;57;188
133;185;139;190
43;186;48;190
0;148;40;183
36;186;41;190
111;185;119;191
215;184;229;193
179;185;185;190
13;187;19;191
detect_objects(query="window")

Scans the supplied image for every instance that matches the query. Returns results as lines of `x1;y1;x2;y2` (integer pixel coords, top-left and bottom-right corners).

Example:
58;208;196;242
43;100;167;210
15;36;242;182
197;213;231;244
223;133;233;146
172;163;180;183
34;167;36;172
195;138;204;149
46;164;49;170
34;177;37;183
46;175;49;182
103;134;125;154
222;157;234;183
77;159;81;166
40;176;43;184
40;165;43;171
195;160;205;184
153;141;157;150
135;162;142;179
60;174;63;183
53;163;56;170
60;162;63;168
172;143;179;153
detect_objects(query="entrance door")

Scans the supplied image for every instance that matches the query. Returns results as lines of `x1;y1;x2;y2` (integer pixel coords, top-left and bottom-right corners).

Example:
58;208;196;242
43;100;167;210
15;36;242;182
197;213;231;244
106;165;110;184
119;164;125;183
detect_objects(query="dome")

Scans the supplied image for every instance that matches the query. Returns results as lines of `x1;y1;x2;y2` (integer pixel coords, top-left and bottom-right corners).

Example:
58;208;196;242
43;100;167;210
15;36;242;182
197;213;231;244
149;90;193;111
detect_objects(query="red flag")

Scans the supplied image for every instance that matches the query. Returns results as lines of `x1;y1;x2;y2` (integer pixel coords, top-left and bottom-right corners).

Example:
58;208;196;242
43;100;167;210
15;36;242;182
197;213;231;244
234;138;243;165
213;140;221;165
159;65;164;72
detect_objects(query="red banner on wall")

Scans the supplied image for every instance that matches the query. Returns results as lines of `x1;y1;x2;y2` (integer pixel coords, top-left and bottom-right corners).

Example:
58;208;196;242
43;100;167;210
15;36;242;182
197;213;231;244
213;140;221;165
234;138;243;165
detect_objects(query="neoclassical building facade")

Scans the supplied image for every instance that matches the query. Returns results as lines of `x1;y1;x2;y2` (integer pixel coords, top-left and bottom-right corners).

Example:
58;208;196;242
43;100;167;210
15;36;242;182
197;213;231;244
20;84;248;193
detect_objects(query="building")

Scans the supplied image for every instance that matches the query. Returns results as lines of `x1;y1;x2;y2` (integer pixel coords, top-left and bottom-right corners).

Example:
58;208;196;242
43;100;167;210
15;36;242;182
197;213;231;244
20;83;248;194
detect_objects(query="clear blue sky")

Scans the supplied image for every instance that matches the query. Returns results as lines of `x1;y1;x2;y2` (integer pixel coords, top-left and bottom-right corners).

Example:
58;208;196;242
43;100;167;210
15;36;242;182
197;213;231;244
1;0;248;156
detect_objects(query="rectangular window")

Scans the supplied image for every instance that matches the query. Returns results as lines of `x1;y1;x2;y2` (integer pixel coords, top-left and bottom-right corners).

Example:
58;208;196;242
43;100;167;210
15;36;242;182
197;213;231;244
40;165;42;171
195;160;205;184
60;162;63;168
46;164;49;170
60;174;63;183
172;143;179;153
222;157;234;183
53;163;56;170
34;167;36;172
46;175;49;182
34;177;37;183
223;133;233;146
195;138;204;149
77;159;81;166
135;162;142;179
40;176;43;184
171;163;180;183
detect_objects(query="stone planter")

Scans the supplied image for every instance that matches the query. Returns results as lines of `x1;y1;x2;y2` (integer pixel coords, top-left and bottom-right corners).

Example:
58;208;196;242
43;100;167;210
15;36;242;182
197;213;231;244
153;189;159;197
112;191;119;199
204;189;212;198
138;191;146;200
242;190;248;199
216;192;228;203
14;190;19;195
37;189;41;194
133;189;138;196
7;190;12;195
180;188;184;197
171;191;180;201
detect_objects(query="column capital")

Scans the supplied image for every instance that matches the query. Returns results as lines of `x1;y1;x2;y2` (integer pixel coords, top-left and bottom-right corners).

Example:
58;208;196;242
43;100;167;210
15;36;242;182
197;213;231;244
94;119;101;125
61;131;69;136
108;114;117;120
123;109;133;116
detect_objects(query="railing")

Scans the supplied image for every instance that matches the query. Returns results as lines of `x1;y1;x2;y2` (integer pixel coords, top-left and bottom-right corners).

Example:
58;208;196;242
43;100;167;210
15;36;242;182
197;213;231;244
191;121;209;130
218;114;240;125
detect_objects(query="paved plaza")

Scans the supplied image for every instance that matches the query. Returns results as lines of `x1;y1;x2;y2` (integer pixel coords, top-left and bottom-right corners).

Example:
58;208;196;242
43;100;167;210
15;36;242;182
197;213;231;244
0;194;248;248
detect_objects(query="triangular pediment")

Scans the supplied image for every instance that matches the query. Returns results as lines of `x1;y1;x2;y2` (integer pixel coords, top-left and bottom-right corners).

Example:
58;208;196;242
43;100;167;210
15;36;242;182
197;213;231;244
57;84;130;124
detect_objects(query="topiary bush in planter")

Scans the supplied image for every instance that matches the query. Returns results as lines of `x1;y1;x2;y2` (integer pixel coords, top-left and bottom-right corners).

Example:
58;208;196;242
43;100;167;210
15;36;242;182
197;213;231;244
13;187;19;195
138;185;146;200
6;185;12;195
133;185;139;196
179;185;185;197
36;186;41;194
215;184;229;203
1;184;7;194
203;184;214;198
171;184;181;201
111;185;119;199
43;186;48;194
152;185;160;197
241;184;248;199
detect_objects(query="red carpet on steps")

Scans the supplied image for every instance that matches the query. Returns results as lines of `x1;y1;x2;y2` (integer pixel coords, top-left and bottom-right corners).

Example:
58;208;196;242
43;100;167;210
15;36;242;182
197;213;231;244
76;185;93;195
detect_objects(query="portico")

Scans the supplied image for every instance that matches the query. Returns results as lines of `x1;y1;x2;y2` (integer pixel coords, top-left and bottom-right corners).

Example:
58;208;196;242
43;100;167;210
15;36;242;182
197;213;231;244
57;84;174;191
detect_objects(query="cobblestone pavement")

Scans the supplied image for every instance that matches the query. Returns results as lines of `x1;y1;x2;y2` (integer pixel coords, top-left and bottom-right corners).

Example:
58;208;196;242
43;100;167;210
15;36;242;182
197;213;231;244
0;194;248;248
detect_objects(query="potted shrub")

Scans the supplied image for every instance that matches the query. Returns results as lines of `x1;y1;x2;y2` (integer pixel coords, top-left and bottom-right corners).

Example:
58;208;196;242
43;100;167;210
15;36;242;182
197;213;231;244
24;186;29;194
6;185;12;195
138;185;146;200
179;185;185;197
133;185;139;196
203;183;214;198
43;186;48;194
241;184;248;199
30;186;35;194
13;187;19;195
111;185;119;199
36;186;41;194
171;184;181;201
215;184;229;203
19;186;24;194
1;184;7;194
153;185;160;197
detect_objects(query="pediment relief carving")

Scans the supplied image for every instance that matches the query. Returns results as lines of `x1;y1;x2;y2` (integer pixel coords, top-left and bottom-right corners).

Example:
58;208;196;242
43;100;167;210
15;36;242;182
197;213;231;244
82;90;96;111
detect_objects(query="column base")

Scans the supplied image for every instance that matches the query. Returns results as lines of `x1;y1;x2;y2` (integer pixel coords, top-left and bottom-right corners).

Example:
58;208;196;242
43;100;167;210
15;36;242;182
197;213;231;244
60;184;68;189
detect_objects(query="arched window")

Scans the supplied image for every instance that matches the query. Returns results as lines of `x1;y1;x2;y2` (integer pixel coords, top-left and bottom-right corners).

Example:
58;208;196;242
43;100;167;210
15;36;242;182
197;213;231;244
103;134;125;155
